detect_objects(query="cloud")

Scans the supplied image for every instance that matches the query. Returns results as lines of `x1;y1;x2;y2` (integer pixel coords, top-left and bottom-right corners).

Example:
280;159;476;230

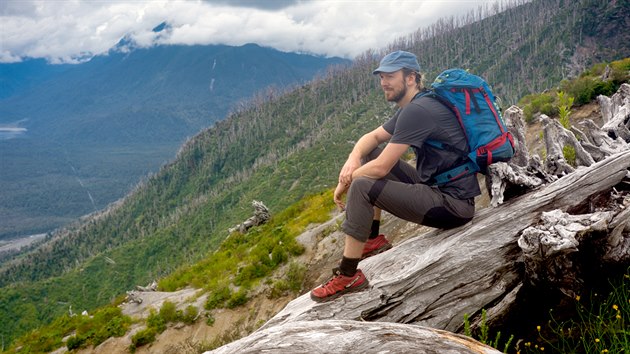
202;0;300;10
0;0;499;64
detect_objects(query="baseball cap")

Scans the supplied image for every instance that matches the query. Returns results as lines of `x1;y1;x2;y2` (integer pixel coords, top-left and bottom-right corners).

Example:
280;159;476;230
372;50;421;75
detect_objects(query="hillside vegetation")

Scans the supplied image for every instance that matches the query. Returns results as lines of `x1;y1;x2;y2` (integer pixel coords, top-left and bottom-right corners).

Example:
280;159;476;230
0;44;348;239
1;0;629;348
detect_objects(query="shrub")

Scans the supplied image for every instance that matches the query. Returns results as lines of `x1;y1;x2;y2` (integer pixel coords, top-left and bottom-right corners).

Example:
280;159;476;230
519;93;555;123
181;305;199;325
206;312;216;326
563;145;576;167
271;245;288;266
557;91;574;129
205;285;231;310
159;300;178;323
592;80;616;97
269;279;290;298
561;76;595;105
147;309;166;333
131;327;156;348
66;334;87;351
285;261;306;292
227;289;248;308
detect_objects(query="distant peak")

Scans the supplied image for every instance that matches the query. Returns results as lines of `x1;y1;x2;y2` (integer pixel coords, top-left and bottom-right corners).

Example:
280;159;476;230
152;22;170;33
113;21;170;54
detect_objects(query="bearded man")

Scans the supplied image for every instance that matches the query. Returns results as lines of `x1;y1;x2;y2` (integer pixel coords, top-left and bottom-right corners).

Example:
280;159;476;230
310;50;479;302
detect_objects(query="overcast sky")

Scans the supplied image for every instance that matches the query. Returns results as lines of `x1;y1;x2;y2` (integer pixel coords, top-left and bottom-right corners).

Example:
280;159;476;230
1;0;499;64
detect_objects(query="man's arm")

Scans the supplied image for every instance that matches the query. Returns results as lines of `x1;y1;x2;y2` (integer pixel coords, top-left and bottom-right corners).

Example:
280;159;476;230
351;142;409;180
338;126;392;185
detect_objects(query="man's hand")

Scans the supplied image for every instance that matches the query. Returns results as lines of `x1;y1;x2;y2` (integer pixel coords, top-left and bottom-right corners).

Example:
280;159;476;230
333;182;349;210
339;155;361;186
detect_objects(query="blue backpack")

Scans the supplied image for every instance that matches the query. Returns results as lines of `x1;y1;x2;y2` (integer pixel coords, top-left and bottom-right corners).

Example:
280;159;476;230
420;68;515;185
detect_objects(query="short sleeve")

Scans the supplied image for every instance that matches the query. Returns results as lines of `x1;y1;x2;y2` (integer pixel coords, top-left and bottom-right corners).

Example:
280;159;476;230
382;109;400;135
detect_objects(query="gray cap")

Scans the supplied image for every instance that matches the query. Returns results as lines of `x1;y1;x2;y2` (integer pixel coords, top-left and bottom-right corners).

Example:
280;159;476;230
372;50;421;75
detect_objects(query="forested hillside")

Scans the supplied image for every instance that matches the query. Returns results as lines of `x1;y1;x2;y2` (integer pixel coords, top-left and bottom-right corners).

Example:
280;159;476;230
0;43;348;239
1;0;629;347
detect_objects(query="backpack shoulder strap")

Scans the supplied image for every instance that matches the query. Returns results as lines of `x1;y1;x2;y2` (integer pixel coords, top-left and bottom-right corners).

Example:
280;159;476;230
419;90;469;157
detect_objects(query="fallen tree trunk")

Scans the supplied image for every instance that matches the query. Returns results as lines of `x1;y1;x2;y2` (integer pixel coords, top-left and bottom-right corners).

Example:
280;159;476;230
256;150;630;335
210;320;502;354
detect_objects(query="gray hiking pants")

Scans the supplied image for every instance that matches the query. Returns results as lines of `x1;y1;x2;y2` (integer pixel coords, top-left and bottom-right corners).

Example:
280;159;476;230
341;147;475;242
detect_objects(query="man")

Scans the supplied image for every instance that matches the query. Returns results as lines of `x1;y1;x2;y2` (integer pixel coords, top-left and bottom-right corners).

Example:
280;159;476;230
310;50;480;302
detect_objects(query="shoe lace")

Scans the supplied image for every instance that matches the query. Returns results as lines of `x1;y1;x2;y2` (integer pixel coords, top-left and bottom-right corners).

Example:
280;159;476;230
321;267;342;287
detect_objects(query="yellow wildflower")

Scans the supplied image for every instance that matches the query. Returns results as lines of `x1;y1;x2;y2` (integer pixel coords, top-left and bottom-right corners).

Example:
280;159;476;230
612;304;618;311
537;325;541;332
616;314;621;320
575;295;581;301
595;338;600;343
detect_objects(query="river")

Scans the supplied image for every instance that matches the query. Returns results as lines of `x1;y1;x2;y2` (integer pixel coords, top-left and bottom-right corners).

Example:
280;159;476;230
0;233;46;254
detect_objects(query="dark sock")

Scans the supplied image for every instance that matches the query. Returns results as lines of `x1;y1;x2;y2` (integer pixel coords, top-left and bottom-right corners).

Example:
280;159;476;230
339;256;360;276
369;220;380;239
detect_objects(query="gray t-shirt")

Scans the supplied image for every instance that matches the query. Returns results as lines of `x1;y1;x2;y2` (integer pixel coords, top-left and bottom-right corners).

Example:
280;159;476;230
382;94;481;200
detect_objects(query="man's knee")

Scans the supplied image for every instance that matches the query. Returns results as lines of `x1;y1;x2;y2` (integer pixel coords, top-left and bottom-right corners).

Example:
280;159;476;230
349;177;387;206
349;177;374;195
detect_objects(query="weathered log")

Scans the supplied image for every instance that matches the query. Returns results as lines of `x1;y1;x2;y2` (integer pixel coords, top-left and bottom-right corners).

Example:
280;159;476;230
135;280;158;292
598;83;630;141
209;320;502;354
503;105;529;167
518;209;616;298
488;85;630;206
486;162;544;206
255;150;630;336
540;114;596;175
125;290;143;304
227;200;271;233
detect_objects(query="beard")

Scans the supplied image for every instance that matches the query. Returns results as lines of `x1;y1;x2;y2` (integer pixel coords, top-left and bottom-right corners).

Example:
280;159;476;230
384;84;407;103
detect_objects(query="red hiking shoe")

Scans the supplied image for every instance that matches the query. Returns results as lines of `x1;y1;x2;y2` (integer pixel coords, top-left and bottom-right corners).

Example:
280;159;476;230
310;268;369;302
361;234;392;259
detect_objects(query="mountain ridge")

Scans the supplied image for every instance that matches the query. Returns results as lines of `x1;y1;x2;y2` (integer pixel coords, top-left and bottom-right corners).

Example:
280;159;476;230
0;43;349;239
1;0;629;347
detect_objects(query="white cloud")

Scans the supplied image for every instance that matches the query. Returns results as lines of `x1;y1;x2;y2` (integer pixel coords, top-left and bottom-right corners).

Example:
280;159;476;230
0;0;499;63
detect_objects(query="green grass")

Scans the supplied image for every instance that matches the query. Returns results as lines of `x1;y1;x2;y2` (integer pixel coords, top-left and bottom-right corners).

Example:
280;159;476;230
463;268;630;354
5;304;131;353
159;189;335;295
522;268;629;354
518;58;630;124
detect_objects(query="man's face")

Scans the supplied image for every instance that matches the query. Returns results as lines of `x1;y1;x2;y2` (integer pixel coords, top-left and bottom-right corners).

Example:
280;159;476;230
379;70;407;103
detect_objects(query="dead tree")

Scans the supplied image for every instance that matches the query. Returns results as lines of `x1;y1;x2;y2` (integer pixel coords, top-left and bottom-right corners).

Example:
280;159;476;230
227;200;270;233
210;320;502;354
206;84;630;353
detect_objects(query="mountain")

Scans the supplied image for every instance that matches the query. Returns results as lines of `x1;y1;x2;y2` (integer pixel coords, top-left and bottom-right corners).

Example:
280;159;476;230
1;0;629;347
0;43;349;239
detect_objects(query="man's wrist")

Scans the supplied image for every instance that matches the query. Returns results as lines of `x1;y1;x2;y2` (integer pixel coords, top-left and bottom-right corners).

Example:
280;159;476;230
348;151;361;160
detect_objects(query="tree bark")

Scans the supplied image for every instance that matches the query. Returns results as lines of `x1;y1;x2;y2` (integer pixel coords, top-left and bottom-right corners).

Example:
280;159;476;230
210;320;502;354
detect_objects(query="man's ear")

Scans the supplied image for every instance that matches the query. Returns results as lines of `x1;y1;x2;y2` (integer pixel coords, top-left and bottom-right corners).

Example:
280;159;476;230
406;73;417;87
